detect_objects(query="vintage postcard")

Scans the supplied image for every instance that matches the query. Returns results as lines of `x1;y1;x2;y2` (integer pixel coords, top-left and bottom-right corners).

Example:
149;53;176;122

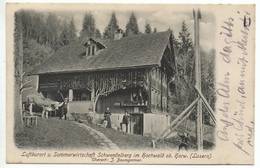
6;3;255;164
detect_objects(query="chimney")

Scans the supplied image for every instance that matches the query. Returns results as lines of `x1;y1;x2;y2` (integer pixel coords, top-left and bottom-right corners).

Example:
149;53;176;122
114;28;123;40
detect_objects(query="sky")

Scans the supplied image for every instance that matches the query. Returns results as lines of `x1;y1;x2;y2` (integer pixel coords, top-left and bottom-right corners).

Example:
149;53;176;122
30;4;215;51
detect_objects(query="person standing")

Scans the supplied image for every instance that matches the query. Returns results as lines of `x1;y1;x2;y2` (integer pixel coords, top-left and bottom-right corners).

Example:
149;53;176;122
120;111;130;133
104;107;111;128
60;98;68;120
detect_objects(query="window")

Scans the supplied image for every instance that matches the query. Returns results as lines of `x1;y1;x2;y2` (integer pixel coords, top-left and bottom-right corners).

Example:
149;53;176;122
87;47;91;56
132;92;138;101
157;91;161;107
73;90;91;101
92;46;95;55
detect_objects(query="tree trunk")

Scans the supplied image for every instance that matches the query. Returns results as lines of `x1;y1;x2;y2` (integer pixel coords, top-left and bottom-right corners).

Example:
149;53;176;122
93;93;101;113
19;91;24;125
14;12;24;133
14;82;23;133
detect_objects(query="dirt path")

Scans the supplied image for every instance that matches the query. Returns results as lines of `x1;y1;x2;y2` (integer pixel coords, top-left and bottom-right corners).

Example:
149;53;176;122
76;122;120;150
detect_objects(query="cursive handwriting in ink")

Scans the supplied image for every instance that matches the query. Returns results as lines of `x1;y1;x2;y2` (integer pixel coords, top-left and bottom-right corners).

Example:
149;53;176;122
225;11;250;55
246;122;254;147
217;72;230;98
220;18;234;63
217;119;233;141
232;133;250;156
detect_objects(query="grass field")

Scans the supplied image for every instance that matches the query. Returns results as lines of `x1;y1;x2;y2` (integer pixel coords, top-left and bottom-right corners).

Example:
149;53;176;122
15;117;100;149
85;123;214;150
85;123;185;150
15;117;214;151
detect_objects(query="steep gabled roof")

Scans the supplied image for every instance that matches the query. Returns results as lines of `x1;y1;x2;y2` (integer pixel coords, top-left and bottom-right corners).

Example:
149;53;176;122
30;30;172;75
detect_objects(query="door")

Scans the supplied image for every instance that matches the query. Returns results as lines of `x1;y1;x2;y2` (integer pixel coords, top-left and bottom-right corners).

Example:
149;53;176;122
130;113;143;135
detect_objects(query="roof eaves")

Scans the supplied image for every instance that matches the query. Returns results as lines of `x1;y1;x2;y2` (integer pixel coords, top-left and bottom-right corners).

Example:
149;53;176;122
30;64;159;75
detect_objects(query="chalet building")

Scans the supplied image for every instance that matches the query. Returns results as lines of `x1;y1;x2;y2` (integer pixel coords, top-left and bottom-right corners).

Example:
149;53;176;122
30;30;176;137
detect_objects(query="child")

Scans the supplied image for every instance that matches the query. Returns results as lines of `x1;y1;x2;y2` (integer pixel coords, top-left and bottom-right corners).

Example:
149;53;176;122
177;131;190;151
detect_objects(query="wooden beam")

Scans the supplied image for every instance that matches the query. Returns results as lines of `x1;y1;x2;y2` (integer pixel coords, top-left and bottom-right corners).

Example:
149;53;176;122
194;9;203;150
153;97;199;144
163;104;196;139
69;89;73;102
194;86;216;124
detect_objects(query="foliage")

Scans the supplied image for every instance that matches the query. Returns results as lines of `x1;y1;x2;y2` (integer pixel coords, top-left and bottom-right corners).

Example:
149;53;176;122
201;49;216;109
103;12;119;39
125;12;139;36
18;10;80;74
172;33;180;50
45;13;60;49
67;17;77;44
59;17;77;46
178;22;193;55
144;23;152;34
20;10;46;44
95;29;101;39
80;12;96;39
172;22;195;105
14;11;24;133
20;10;78;50
23;39;54;73
171;21;216;111
60;20;69;46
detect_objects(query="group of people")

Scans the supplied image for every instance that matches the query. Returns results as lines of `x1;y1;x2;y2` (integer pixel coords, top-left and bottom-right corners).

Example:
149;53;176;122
103;107;131;133
61;103;191;150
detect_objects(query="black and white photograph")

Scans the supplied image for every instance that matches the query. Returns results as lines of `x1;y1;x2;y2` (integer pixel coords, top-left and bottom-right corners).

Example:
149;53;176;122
5;3;255;164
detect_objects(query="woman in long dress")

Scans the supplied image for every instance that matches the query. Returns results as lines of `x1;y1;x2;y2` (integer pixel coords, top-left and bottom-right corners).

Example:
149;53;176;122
104;107;111;128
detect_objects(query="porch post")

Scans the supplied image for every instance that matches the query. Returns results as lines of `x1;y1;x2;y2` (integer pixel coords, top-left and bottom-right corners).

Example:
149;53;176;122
69;89;73;102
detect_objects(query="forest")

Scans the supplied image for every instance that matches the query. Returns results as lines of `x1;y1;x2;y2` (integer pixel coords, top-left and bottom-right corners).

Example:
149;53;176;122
14;10;216;132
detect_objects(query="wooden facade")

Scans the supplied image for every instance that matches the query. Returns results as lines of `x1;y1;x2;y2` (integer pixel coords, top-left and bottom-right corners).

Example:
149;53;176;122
39;63;173;115
33;31;176;137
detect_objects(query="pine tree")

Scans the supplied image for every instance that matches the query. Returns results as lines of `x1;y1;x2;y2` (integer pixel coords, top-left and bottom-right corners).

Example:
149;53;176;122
80;12;96;39
172;33;180;49
172;21;195;105
144;23;152;34
125;12;139;36
60;20;69;46
95;29;101;39
68;17;77;44
178;21;193;55
31;12;45;44
20;11;46;44
103;12;119;39
45;13;60;47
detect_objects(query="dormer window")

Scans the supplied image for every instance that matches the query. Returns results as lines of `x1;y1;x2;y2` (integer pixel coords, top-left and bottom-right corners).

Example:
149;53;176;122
83;38;106;57
86;45;96;56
